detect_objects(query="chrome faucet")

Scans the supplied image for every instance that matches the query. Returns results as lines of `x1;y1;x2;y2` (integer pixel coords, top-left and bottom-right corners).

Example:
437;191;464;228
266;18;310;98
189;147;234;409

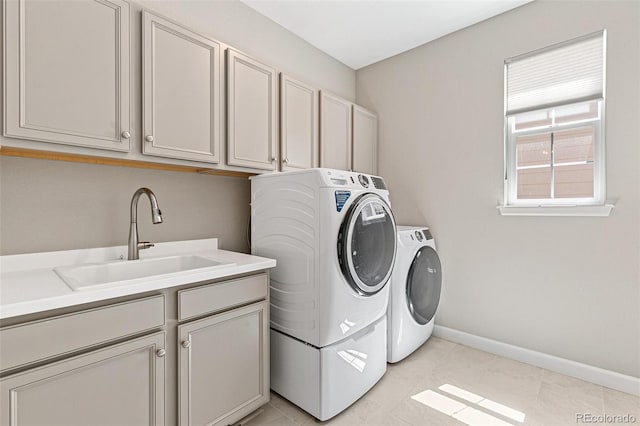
128;187;163;260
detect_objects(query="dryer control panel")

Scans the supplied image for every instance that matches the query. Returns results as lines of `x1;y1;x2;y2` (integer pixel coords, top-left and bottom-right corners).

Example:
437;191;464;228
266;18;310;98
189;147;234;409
398;227;433;245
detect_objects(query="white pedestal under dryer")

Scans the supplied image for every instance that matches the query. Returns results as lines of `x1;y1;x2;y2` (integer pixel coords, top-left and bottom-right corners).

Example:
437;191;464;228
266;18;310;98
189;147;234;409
251;168;397;421
387;226;442;363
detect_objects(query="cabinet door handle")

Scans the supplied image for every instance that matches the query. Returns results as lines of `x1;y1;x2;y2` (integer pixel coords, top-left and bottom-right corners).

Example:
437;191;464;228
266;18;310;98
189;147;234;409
156;349;166;357
283;158;289;164
181;340;191;349
121;131;131;139
271;156;277;162
145;135;154;143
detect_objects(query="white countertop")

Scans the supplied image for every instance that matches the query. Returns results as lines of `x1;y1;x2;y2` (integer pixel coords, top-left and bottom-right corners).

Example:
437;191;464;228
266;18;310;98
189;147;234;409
0;238;276;320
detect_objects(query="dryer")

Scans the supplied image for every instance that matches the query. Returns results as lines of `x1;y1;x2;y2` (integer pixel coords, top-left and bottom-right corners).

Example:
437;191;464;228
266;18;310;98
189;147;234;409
387;226;442;363
251;168;397;421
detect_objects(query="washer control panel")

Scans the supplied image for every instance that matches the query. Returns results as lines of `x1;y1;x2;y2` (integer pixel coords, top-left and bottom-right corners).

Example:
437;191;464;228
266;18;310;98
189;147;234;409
370;176;387;190
358;174;370;187
322;169;388;191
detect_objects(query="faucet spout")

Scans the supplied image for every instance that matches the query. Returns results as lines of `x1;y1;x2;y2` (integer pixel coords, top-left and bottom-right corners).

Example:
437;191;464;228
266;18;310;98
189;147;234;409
128;188;163;260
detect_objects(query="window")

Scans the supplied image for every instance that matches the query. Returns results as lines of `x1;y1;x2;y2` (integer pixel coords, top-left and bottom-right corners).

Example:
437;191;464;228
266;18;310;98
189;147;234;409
503;31;607;211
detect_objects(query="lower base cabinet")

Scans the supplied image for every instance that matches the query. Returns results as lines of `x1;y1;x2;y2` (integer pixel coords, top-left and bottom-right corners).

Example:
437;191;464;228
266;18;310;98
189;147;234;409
0;271;270;426
0;332;165;426
178;301;269;426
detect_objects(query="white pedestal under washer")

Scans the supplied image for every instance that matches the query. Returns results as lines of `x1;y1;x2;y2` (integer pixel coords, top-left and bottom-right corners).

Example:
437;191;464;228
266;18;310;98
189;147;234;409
387;226;442;363
251;168;397;420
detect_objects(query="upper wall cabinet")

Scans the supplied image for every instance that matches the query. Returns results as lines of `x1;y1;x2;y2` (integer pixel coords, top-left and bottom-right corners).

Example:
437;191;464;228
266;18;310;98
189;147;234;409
142;11;221;163
280;74;318;172
319;91;352;171
3;0;131;152
226;49;278;171
352;105;378;175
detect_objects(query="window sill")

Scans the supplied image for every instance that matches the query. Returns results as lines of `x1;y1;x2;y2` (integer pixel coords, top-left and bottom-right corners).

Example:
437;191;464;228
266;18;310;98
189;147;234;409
497;204;614;217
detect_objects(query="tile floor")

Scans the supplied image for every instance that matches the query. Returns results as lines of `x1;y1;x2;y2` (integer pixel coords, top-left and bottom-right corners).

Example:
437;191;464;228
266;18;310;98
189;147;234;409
245;337;640;426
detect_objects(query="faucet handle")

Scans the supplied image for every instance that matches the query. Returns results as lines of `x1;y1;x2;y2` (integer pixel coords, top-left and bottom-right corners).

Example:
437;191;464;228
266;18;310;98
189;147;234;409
138;242;155;251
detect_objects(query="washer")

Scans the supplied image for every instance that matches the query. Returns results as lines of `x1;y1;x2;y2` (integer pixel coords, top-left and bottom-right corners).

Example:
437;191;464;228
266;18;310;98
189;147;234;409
387;226;442;363
251;168;397;421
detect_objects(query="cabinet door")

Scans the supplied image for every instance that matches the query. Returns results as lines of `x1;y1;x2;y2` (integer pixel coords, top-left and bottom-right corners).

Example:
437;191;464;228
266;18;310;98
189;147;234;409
319;91;352;171
179;301;269;426
352;105;379;175
142;11;221;163
3;0;131;152
280;74;318;171
0;332;165;426
226;49;278;170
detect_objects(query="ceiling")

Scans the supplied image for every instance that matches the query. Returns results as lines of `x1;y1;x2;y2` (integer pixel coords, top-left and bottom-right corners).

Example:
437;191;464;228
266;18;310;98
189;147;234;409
241;0;533;70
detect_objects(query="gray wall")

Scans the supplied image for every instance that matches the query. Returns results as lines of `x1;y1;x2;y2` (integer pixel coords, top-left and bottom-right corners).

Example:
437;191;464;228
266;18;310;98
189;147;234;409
0;156;251;254
356;1;640;377
0;0;355;255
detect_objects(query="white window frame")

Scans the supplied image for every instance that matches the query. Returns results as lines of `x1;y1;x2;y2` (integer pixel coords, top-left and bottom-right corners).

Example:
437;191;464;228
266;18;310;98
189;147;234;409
500;31;613;217
505;100;605;206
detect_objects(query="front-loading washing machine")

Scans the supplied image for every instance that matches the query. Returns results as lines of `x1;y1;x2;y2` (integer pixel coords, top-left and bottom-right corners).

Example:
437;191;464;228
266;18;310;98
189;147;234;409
251;168;397;421
387;226;442;363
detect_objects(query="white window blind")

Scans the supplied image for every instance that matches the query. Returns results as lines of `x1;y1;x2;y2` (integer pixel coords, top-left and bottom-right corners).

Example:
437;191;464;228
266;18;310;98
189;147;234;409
505;31;605;115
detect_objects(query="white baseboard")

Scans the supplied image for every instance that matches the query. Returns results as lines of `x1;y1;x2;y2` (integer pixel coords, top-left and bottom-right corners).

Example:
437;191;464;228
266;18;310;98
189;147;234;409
433;325;640;396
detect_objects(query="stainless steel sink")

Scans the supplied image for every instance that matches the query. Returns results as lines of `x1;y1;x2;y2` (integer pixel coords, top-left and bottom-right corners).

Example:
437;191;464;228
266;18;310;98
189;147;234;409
54;255;234;291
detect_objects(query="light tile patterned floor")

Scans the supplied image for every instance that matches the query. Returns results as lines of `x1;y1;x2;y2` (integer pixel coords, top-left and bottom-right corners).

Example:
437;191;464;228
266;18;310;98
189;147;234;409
245;337;640;425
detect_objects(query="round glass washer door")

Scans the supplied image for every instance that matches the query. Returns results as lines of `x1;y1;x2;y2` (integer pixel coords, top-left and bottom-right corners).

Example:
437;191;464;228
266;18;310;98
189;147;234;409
338;193;397;296
406;246;442;325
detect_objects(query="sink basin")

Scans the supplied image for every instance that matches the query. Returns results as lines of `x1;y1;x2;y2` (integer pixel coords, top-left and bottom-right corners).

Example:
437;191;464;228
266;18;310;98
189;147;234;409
54;255;234;291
